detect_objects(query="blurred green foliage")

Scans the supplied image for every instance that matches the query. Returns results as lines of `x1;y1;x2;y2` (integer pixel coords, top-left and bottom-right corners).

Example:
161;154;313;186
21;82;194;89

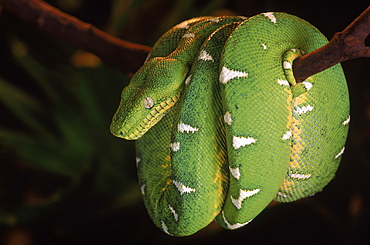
1;0;370;244
0;24;139;216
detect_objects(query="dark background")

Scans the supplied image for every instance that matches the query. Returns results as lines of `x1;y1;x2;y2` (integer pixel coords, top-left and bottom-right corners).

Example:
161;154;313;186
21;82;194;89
1;0;370;244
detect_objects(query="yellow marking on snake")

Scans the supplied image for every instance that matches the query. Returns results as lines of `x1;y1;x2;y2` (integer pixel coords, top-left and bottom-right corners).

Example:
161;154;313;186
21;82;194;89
289;94;307;168
290;140;304;168
212;152;228;203
284;88;293;130
279;179;295;192
293;93;308;106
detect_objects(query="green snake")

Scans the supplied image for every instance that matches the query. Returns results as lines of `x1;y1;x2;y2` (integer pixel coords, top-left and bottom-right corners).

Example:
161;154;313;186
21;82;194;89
110;13;350;236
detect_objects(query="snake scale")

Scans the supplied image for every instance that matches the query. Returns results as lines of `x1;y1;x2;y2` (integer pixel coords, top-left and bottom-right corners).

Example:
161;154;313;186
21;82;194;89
110;12;350;236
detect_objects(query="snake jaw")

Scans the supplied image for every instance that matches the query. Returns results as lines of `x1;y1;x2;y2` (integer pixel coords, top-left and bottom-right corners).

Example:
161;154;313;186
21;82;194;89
112;94;180;140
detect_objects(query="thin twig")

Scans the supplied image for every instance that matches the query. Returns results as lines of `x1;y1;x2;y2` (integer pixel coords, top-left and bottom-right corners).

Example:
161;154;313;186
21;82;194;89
293;6;370;83
0;0;151;75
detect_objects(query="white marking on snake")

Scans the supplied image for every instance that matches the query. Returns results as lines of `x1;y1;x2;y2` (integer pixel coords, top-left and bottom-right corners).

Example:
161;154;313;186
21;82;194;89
283;61;292;69
175;22;190;29
263;12;277;23
182;33;195;39
261;43;267;49
173;180;196;194
282;130;292;140
310;192;318;197
168;205;179;221
277;79;289;86
293;105;314;115
208;17;220;22
342;115;350;125
135;157;141;167
335;147;345;159
224;111;232;125
302;81;313;91
198;50;214;61
289;173;312;179
141;184;145;195
231;189;260;209
185;75;192;86
229;166;240;180
277;192;289;198
178;123;199;133
169;142;180;152
221;211;252;229
232;136;256;149
176;18;206;29
144;54;150;64
161;220;172;235
219;66;248;84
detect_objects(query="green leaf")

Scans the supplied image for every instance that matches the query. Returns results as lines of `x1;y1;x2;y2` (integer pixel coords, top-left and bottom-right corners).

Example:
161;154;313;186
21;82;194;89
0;78;48;134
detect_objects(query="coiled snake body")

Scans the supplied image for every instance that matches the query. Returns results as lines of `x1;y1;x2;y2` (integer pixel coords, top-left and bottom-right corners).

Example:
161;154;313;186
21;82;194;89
110;13;350;236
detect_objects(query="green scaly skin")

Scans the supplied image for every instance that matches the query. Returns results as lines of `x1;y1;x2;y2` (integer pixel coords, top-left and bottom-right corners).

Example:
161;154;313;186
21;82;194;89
137;16;245;236
110;16;245;139
110;13;350;236
214;13;350;228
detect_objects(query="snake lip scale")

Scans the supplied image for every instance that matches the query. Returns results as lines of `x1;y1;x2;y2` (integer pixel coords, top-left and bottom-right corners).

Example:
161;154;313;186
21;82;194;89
111;93;180;140
110;12;350;236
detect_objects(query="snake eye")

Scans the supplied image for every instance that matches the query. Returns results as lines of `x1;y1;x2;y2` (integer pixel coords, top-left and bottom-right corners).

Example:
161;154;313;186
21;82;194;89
143;97;154;109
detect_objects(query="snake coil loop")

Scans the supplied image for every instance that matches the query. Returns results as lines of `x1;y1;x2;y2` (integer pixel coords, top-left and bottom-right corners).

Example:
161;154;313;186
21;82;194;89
111;12;350;236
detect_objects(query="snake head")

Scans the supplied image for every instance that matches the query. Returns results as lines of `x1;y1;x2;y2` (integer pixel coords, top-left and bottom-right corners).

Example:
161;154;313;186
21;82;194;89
110;57;188;140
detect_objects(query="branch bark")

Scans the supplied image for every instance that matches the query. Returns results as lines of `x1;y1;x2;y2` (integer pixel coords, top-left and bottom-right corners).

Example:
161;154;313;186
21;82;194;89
0;0;369;80
0;0;151;75
293;6;370;83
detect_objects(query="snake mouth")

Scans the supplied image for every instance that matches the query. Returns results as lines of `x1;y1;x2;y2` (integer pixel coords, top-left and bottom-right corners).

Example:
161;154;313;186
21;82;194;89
120;94;180;140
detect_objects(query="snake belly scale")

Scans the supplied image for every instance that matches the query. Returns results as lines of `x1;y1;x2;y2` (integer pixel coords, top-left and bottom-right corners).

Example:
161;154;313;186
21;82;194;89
110;12;350;236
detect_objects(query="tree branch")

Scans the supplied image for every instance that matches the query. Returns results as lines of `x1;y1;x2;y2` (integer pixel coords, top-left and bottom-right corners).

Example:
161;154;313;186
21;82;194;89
0;0;152;75
293;6;370;83
0;0;369;81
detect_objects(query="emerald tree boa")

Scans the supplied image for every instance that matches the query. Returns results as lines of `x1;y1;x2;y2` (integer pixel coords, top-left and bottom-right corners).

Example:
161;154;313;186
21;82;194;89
110;12;350;236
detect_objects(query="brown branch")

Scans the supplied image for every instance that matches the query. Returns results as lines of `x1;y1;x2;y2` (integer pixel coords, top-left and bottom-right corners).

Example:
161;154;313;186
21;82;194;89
1;0;369;80
293;6;370;83
0;0;151;75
